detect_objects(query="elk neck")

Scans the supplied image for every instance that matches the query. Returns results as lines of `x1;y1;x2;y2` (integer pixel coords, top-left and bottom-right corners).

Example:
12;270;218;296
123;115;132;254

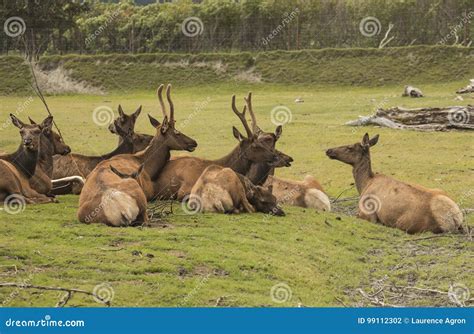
6;144;39;178
212;144;252;175
247;162;274;186
136;135;171;181
37;134;54;177
101;137;134;160
352;152;374;194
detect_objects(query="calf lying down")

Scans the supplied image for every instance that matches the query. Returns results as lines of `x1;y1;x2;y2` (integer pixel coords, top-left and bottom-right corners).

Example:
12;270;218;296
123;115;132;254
264;175;331;212
190;165;284;216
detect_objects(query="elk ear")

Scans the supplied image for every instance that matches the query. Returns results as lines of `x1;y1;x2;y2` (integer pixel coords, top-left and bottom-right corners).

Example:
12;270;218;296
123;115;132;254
133;106;142;119
40;116;53;134
361;133;370;146
148;114;160;128
28;117;37;125
274;125;282;140
118;105;125;118
110;165;124;178
232;126;245;142
10;114;25;129
160;116;169;133
369;134;379;147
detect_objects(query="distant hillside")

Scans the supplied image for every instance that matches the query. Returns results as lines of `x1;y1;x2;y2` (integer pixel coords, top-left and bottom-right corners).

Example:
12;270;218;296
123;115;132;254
1;46;473;94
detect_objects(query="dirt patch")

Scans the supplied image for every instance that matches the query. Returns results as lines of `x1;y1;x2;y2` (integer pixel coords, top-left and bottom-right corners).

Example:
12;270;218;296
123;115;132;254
234;67;261;83
35;65;104;95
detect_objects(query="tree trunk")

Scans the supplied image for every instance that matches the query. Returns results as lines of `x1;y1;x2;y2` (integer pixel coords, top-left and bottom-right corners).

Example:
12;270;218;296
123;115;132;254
346;106;474;131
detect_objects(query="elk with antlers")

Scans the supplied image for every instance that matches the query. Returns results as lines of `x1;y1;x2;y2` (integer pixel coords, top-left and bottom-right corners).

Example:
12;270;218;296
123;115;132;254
243;93;330;212
78;84;198;226
153;93;292;201
0;115;58;205
326;133;463;233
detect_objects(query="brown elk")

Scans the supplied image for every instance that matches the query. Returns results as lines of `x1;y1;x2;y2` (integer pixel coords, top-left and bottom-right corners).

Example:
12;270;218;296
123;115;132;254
326;133;464;233
78;84;198;226
108;105;153;152
52;107;143;195
0;114;57;205
190;165;284;215
27;117;71;196
243;93;330;211
263;175;331;211
153;93;292;200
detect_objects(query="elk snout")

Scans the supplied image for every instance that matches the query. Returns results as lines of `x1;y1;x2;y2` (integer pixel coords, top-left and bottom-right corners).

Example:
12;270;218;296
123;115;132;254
62;146;71;155
271;206;285;216
186;140;198;152
326;148;337;159
23;138;34;148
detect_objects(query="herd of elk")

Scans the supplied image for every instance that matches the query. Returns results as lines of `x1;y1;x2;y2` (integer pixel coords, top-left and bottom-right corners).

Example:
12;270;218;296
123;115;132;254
0;84;466;234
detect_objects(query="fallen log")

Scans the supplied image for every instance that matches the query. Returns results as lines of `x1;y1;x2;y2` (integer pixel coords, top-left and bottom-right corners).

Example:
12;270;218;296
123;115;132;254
346;106;474;131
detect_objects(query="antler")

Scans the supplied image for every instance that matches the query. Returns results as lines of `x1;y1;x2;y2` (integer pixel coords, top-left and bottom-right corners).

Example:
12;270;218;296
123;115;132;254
156;84;167;118
166;84;174;122
231;95;252;138
244;92;258;134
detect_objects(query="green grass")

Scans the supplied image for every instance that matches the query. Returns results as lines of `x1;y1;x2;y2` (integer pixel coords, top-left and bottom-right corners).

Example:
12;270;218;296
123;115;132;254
0;81;473;307
1;46;473;94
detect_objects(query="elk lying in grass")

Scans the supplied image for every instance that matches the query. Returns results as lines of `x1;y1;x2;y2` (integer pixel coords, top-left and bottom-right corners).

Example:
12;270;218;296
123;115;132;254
243;93;330;211
78;84;198;226
52;107;143;195
0;115;57;205
326;133;463;233
153;93;292;200
108;105;153;152
263;175;331;212
190;165;284;215
27;117;71;196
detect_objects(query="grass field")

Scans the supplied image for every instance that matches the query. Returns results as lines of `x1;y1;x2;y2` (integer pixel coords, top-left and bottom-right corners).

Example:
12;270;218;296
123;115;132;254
0;82;473;307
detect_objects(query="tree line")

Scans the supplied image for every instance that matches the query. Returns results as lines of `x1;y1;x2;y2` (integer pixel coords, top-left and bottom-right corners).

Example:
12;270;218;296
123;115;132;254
0;0;472;58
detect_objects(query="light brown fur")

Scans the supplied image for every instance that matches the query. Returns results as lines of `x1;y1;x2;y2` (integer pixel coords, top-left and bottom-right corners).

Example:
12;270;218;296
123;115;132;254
264;175;331;211
326;133;463;234
190;165;255;214
78;84;197;226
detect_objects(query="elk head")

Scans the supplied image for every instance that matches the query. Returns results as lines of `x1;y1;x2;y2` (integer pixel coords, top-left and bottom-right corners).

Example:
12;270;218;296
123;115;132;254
326;133;379;166
29;117;70;156
110;164;145;180
108;105;142;135
149;84;198;152
11;114;52;152
240;175;285;216
231;95;281;165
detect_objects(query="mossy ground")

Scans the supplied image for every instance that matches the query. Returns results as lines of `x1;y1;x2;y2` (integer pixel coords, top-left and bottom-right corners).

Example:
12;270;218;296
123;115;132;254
0;81;472;307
